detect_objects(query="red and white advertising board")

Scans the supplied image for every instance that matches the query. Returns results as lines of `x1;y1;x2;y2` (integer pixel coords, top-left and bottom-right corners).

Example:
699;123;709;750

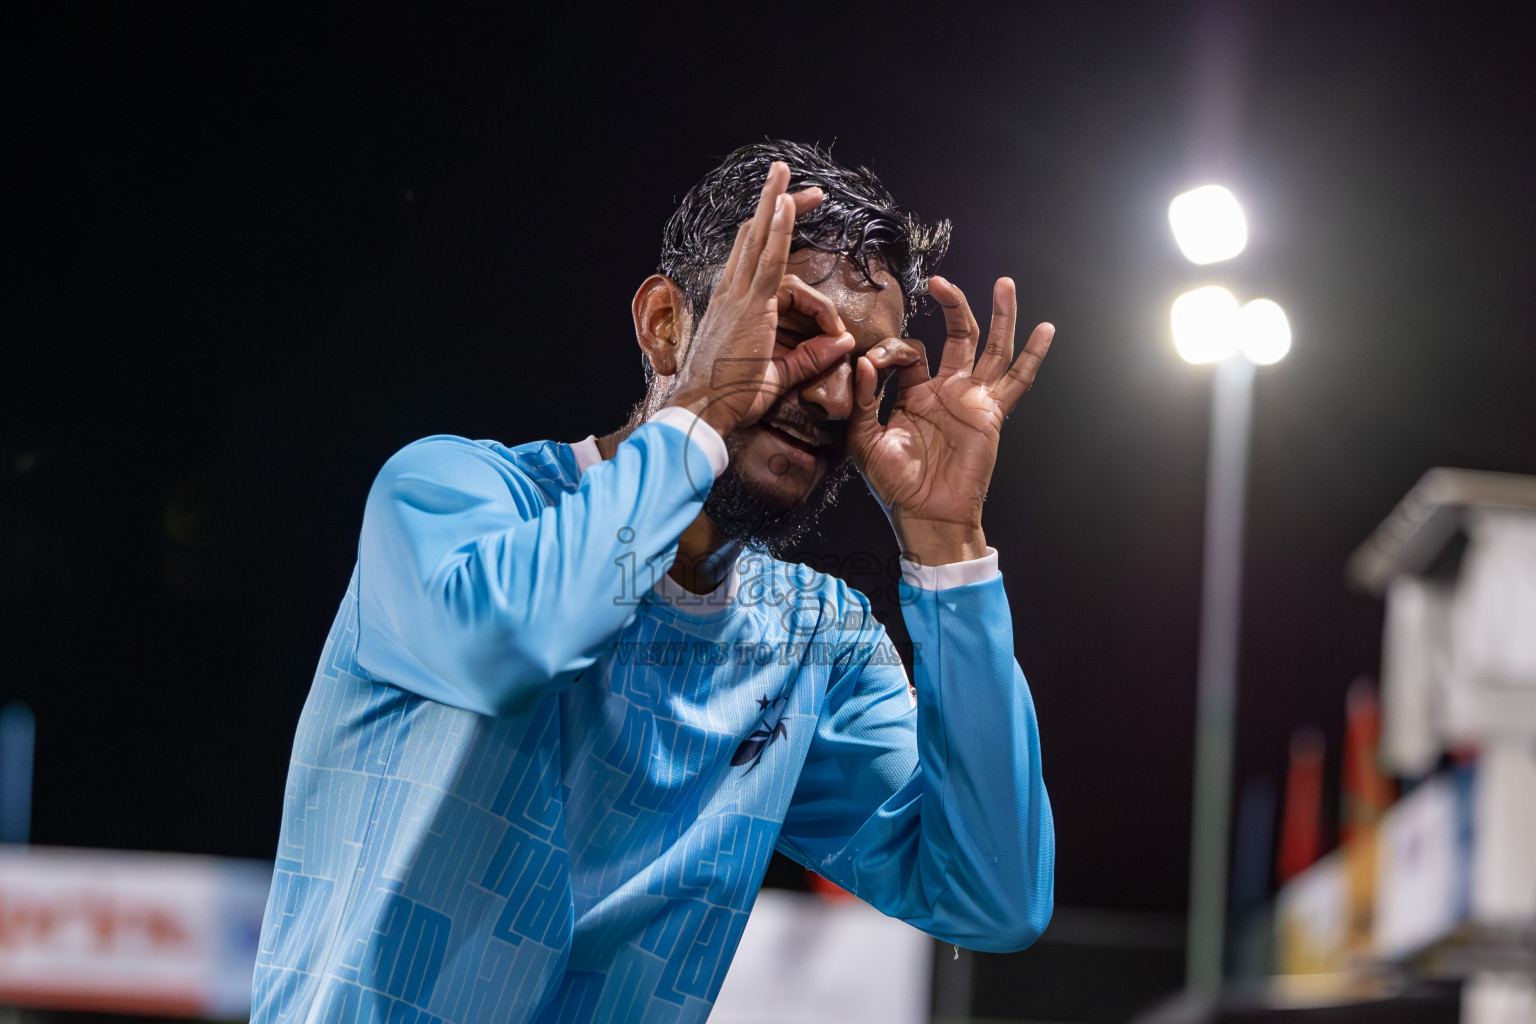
0;845;270;1018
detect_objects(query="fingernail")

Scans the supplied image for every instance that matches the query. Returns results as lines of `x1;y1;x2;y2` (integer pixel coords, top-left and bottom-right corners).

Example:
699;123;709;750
774;195;785;213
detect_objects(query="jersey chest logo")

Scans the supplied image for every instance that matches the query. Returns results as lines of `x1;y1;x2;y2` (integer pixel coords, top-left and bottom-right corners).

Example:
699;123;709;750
730;690;790;772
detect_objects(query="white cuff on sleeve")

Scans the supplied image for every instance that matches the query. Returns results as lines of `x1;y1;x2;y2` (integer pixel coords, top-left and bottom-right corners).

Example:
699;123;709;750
900;546;1000;591
648;406;730;479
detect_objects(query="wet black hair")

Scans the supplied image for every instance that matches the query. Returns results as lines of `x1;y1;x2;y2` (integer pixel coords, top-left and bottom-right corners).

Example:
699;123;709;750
652;140;951;384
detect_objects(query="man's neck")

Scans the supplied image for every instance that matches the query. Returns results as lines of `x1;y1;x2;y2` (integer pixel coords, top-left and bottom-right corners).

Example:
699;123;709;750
595;427;740;596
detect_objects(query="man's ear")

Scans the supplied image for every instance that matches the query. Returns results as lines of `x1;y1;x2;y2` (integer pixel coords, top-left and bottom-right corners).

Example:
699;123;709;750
632;274;690;377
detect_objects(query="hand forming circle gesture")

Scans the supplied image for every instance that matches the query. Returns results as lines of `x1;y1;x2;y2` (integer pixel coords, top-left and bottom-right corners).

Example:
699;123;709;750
847;276;1055;565
668;161;856;438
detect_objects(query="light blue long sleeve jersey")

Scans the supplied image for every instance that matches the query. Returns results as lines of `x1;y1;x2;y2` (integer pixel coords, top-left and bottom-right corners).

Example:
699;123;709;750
252;413;1054;1024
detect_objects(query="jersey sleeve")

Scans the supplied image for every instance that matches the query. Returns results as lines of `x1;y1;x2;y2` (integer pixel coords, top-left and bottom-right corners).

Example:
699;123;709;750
354;414;723;717
774;568;1055;953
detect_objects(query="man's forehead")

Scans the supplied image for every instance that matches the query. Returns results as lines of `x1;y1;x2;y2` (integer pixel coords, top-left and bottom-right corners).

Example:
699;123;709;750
783;249;905;338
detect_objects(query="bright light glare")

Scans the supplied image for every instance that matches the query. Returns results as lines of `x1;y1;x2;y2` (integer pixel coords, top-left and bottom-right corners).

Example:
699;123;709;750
1239;298;1291;364
1168;185;1248;265
1172;286;1241;364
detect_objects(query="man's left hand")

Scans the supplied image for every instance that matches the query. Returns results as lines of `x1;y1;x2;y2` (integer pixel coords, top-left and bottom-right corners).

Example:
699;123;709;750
847;275;1055;567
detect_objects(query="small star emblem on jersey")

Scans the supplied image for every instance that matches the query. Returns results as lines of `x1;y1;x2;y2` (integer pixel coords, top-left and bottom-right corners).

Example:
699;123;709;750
733;691;789;772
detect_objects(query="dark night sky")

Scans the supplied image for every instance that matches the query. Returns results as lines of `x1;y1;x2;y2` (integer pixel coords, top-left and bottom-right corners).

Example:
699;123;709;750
5;2;1535;917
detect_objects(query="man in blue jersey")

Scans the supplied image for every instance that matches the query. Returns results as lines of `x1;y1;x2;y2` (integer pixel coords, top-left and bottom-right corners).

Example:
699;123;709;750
253;141;1056;1023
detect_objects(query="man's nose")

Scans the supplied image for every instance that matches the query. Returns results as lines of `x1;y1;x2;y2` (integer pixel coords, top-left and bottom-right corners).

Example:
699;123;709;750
797;358;855;422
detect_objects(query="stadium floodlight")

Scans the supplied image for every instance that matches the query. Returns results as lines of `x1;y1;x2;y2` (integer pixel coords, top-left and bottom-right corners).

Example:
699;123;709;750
1169;184;1292;995
1238;298;1291;365
1169;185;1248;265
1171;285;1241;364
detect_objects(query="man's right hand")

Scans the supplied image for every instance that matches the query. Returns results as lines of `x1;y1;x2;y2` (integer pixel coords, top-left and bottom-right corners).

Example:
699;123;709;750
666;161;855;441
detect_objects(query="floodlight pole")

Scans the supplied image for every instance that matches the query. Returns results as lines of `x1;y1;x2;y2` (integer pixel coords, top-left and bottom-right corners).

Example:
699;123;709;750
1186;353;1255;993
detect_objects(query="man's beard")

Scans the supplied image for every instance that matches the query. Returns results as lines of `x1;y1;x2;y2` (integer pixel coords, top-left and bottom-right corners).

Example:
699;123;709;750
703;443;859;556
644;374;857;554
